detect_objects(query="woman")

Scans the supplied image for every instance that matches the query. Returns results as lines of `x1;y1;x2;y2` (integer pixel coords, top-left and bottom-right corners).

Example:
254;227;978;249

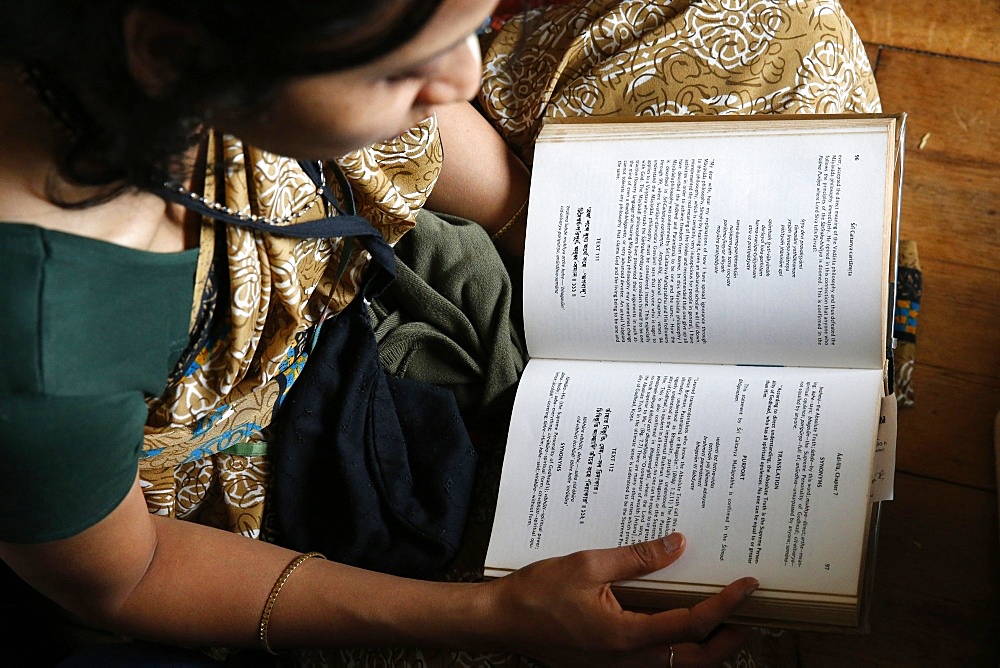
0;0;879;665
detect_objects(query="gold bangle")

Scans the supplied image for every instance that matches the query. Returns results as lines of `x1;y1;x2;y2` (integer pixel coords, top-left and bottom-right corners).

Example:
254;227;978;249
259;551;325;655
491;197;528;241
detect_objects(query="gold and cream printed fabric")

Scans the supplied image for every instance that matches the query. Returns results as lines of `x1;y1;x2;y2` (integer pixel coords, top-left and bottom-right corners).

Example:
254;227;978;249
481;0;881;164
139;120;442;537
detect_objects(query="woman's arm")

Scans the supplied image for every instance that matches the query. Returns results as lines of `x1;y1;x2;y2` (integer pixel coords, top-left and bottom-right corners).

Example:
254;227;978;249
0;471;756;664
427;101;529;256
0;475;486;650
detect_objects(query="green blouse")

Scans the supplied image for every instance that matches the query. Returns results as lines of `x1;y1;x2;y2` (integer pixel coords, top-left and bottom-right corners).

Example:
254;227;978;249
0;223;198;543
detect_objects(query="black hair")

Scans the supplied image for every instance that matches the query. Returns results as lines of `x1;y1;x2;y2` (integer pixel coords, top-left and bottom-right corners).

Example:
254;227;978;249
0;1;441;194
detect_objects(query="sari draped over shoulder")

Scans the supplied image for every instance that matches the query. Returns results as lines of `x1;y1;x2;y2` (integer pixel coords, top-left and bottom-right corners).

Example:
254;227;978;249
480;0;879;164
139;120;443;537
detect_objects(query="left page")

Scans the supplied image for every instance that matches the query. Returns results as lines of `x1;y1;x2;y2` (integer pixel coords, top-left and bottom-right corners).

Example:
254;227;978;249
485;358;883;607
522;116;897;370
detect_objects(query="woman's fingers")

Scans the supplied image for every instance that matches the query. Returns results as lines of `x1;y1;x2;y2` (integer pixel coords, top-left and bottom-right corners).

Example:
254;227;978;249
661;576;760;642
667;580;758;666
635;578;757;667
625;575;758;656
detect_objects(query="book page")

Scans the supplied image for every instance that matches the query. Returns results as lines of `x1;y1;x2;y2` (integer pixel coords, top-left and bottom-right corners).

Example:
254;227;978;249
485;359;883;600
870;395;897;502
523;118;894;369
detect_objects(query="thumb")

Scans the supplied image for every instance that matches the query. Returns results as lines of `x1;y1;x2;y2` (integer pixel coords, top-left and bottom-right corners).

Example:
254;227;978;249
595;532;687;584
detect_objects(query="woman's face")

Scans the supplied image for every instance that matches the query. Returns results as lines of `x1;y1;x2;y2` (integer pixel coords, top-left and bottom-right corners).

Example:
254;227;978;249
221;0;499;158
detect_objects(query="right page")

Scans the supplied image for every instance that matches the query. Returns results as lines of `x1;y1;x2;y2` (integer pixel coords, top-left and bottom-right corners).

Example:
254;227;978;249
523;115;899;370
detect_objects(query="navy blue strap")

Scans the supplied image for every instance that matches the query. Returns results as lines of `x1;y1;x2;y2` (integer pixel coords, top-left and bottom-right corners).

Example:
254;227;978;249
158;161;396;283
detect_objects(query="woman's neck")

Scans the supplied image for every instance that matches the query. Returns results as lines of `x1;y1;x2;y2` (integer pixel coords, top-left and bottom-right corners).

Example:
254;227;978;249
0;63;195;252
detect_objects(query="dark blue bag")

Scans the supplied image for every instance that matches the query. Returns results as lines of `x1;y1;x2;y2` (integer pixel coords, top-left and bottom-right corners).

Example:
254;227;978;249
271;279;479;578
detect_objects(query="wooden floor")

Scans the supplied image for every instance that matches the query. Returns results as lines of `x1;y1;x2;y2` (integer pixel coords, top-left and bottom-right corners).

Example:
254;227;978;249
795;2;1000;666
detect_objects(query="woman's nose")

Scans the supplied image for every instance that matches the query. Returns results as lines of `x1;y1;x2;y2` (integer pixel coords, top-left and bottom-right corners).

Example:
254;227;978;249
415;34;484;106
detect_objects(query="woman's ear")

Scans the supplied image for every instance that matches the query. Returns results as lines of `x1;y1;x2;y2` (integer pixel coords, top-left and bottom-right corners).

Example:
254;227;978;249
123;8;201;97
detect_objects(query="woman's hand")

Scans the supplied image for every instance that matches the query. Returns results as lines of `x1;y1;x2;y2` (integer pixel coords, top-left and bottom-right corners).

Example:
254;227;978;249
486;533;757;667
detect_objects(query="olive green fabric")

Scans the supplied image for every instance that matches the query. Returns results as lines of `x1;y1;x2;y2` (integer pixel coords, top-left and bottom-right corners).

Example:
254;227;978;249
369;209;528;428
0;224;197;542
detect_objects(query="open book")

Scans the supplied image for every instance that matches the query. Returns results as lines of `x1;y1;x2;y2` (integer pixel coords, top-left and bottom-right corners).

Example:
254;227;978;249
484;114;906;630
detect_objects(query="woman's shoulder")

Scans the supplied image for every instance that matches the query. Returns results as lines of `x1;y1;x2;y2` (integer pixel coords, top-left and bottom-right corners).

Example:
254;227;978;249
0;222;197;399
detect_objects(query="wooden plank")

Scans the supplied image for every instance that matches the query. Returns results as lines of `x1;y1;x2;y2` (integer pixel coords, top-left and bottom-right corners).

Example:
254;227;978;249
875;49;1000;280
858;47;1000;489
896;158;1000;274
875;49;1000;166
864;44;879;74
896;365;1000;489
872;47;1000;277
908;257;1000;380
797;473;1000;666
841;0;1000;63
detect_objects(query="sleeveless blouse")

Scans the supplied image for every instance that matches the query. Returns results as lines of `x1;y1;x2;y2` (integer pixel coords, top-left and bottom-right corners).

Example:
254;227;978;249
0;224;197;541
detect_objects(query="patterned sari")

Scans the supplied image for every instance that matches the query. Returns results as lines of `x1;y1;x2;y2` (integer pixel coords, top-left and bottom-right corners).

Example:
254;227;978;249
138;0;880;665
139;125;443;535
